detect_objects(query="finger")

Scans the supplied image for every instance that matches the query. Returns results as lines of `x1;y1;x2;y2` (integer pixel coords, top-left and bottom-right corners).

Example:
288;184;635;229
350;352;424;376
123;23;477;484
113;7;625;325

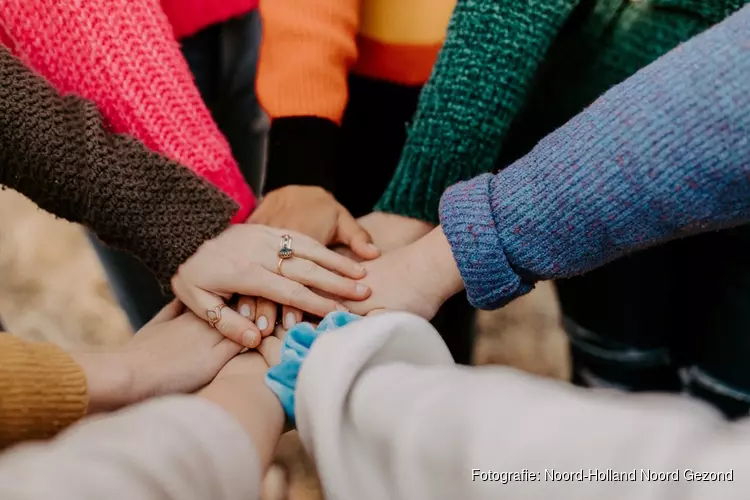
272;323;289;342
237;296;257;322
173;277;261;349
279;257;370;301
255;298;277;337
288;231;366;279
144;299;184;326
336;213;380;261
281;305;302;330
251;269;348;318
257;335;283;366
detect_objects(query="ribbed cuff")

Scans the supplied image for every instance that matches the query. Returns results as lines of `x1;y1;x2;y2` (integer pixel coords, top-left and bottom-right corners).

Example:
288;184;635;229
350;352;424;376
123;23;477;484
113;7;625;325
438;174;532;309
262;117;340;194
0;338;88;447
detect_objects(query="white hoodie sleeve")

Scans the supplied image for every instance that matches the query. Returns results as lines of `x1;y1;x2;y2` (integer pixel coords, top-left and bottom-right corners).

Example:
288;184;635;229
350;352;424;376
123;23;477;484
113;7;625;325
0;396;261;500
295;312;749;500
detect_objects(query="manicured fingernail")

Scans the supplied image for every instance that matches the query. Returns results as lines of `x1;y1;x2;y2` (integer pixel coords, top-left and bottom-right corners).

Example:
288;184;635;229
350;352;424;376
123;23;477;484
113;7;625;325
284;312;296;329
336;304;349;312
239;304;251;318
358;266;367;275
367;243;379;253
256;316;268;330
242;330;259;348
356;283;369;295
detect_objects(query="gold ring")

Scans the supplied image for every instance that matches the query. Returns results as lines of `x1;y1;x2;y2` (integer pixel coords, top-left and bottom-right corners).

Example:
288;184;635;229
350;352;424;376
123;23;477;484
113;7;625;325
278;234;293;259
205;304;226;328
277;257;285;276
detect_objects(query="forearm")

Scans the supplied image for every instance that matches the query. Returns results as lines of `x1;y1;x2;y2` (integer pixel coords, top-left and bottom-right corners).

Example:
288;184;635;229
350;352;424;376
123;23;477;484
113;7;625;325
298;314;747;500
1;0;255;219
0;46;235;288
440;5;750;309
0;397;262;500
375;0;580;222
198;375;285;470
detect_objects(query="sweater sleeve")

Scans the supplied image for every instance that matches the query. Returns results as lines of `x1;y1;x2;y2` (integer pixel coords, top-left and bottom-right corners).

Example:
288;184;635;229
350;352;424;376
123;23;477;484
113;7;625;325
439;5;750;309
0;0;255;222
297;313;748;500
0;46;236;290
0;396;261;500
374;0;581;223
257;0;359;193
0;336;87;449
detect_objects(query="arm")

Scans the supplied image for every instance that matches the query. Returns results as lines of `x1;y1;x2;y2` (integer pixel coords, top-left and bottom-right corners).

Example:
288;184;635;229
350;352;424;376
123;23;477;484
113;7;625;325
297;313;748;500
375;0;581;223
0;0;255;221
0;397;263;500
0;45;235;288
257;0;359;193
439;5;750;309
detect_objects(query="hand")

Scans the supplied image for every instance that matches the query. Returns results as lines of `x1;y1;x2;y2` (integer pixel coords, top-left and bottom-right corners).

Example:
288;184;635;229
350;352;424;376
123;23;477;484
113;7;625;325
172;224;371;348
357;211;435;254
250;186;380;259
73;300;244;413
341;227;465;319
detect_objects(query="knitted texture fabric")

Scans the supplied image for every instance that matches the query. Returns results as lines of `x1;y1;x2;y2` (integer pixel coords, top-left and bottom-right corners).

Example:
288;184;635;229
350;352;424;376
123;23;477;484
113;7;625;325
439;5;750;310
377;0;747;223
0;0;255;222
160;0;258;40
266;312;362;423
0;336;87;449
0;46;236;290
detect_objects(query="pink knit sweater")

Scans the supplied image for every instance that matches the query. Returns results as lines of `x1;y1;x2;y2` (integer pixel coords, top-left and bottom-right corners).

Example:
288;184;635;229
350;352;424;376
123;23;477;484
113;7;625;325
161;0;259;39
0;0;256;222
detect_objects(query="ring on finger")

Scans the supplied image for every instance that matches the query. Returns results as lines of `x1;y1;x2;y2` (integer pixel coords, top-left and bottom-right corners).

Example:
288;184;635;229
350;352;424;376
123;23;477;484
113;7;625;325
278;234;294;259
205;304;226;329
277;257;286;276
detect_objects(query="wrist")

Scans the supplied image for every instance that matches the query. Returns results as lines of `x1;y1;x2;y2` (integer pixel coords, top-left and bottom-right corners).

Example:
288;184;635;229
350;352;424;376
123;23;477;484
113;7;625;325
413;226;465;303
71;351;136;414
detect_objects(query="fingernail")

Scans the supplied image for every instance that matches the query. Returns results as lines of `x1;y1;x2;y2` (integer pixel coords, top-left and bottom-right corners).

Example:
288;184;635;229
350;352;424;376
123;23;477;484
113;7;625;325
256;316;268;331
242;330;259;348
239;304;251;318
367;243;379;253
336;304;349;312
358;266;367;275
356;283;369;295
284;312;296;329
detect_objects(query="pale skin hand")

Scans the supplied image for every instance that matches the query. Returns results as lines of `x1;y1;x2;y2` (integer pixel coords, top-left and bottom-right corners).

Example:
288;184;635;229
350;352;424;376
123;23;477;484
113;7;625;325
341;227;465;319
239;189;388;333
171;224;370;348
257;211;438;326
72;300;244;414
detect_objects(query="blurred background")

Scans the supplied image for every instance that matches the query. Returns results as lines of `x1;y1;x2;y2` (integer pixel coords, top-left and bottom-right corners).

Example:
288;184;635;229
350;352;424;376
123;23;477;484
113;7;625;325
0;186;569;500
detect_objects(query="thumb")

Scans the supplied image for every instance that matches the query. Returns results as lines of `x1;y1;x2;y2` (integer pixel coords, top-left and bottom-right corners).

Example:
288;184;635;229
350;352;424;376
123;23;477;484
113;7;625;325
336;212;380;260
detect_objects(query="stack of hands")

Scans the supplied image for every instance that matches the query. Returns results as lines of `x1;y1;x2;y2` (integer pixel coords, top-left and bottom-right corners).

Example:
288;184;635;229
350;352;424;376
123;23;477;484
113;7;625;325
80;185;464;416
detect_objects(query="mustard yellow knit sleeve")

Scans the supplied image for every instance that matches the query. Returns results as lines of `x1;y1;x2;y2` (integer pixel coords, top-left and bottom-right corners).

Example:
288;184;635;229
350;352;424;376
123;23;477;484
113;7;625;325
0;335;88;448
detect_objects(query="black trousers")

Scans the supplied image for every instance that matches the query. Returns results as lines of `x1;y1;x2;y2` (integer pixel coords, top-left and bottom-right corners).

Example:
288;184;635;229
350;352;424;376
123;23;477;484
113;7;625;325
559;226;750;419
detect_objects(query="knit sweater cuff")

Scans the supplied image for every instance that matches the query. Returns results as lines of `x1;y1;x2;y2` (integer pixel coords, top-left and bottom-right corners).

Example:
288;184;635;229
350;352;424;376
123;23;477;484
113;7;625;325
439;174;532;309
0;337;87;448
262;117;340;195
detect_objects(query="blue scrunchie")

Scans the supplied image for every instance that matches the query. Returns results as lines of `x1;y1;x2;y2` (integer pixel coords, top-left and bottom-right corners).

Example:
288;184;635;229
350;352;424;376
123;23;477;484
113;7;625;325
265;311;362;423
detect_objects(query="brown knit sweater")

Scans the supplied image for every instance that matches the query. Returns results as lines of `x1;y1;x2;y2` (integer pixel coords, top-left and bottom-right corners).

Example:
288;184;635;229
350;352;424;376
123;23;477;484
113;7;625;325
0;45;237;289
0;46;236;447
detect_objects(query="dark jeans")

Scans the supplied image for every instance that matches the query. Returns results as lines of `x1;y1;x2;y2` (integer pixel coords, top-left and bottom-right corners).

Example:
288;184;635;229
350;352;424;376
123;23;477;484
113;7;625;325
558;226;750;419
90;11;266;330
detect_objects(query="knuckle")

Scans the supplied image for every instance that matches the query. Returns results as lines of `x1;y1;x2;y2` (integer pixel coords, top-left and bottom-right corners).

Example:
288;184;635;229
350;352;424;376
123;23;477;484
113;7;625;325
288;284;308;305
299;259;318;276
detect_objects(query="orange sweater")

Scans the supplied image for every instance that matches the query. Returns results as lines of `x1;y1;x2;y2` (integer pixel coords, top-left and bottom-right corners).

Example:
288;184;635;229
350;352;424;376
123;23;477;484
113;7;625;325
257;0;455;124
0;336;88;448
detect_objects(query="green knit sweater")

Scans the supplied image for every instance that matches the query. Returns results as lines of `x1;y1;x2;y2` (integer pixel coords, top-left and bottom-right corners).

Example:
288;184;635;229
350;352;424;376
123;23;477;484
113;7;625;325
375;0;747;224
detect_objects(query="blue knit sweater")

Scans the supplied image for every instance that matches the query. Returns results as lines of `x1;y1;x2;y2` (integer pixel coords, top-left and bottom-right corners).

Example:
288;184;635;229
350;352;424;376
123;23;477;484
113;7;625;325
439;5;750;310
